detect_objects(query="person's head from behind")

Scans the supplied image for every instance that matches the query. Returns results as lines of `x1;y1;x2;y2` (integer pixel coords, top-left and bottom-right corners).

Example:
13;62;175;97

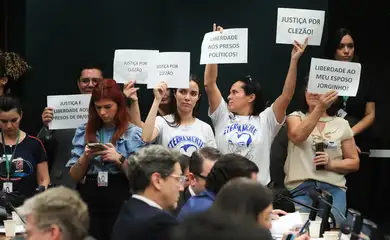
205;153;259;195
177;154;191;188
228;75;264;116
86;79;129;144
325;28;357;62
128;145;185;210
212;178;274;229
301;76;341;116
172;74;201;122
188;147;222;194
171;209;273;240
19;186;89;240
77;66;103;94
0;96;23;135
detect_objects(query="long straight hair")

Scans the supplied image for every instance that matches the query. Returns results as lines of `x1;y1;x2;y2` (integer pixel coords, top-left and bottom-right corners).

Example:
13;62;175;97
85;79;129;144
324;28;359;62
165;74;201;127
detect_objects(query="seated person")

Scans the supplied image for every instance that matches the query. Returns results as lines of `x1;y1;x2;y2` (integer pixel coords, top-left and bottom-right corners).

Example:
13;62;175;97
19;186;90;240
285;86;359;226
171;209;274;240
177;153;258;221
211;178;308;240
176;147;221;212
112;145;183;240
0;96;49;205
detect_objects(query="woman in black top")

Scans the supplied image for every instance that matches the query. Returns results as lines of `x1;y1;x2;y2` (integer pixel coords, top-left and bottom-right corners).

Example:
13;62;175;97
0;96;49;205
324;28;375;216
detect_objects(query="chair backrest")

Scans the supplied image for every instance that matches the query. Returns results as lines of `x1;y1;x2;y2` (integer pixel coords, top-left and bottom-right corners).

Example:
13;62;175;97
269;124;289;188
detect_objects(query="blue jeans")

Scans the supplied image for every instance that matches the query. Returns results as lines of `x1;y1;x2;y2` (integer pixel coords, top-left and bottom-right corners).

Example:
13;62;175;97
289;180;346;227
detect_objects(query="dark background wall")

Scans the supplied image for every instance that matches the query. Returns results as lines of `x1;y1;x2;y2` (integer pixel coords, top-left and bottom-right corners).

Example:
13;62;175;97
2;0;328;134
2;0;390;234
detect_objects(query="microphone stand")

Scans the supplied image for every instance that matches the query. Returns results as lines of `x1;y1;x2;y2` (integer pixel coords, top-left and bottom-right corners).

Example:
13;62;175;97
276;193;319;212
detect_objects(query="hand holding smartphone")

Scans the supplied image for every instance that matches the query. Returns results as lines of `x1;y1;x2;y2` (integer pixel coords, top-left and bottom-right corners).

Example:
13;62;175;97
87;143;106;152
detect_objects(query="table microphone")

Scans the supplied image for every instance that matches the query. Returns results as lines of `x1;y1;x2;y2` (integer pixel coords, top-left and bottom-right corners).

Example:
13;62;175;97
276;193;319;212
309;189;347;222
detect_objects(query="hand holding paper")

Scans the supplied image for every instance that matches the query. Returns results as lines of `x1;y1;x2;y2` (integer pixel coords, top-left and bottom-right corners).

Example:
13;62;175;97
42;107;54;128
213;23;224;33
317;90;338;110
291;37;308;61
123;80;139;101
153;82;168;101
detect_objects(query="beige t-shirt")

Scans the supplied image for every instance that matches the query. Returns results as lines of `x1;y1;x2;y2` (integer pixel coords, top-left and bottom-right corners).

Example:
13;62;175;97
284;111;353;191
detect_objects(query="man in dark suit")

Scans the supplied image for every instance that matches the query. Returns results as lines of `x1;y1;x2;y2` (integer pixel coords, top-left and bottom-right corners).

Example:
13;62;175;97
112;145;185;240
176;147;221;213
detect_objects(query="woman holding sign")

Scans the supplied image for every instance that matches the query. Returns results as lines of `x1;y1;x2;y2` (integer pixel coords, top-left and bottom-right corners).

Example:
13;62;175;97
284;84;359;226
142;74;216;157
325;28;375;217
67;79;145;240
204;24;307;185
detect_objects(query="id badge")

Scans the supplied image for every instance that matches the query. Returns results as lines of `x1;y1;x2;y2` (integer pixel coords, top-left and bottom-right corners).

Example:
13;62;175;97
336;109;347;118
97;171;108;187
3;182;13;193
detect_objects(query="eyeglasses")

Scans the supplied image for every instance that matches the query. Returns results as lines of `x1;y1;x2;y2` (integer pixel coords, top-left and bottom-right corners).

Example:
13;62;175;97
245;75;253;83
169;174;186;185
194;173;207;180
79;78;102;84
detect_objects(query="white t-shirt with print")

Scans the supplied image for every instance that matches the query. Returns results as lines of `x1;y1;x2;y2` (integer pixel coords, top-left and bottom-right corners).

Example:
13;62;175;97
209;97;283;185
155;114;217;157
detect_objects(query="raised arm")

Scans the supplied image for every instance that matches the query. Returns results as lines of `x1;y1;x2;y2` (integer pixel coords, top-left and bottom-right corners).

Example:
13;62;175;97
204;24;224;114
273;38;308;123
124;80;143;128
287;90;338;144
141;82;167;143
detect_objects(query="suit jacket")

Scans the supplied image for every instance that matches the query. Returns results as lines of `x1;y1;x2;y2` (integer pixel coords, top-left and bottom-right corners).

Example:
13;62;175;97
111;197;178;240
176;190;215;222
174;187;192;215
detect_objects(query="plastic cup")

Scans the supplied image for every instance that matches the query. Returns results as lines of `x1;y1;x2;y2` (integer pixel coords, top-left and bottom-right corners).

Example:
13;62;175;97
300;212;310;223
309;220;322;238
323;231;339;240
12;211;23;225
3;219;16;237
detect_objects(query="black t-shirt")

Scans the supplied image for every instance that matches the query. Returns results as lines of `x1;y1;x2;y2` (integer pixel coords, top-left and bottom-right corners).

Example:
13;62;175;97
342;69;375;127
0;135;47;200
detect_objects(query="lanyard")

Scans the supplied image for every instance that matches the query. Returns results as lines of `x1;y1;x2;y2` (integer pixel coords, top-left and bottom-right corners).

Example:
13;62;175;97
342;96;349;108
1;130;21;180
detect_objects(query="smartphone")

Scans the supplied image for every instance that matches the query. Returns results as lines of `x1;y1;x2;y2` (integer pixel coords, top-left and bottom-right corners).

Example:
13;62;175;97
315;142;325;170
298;219;311;236
87;143;106;151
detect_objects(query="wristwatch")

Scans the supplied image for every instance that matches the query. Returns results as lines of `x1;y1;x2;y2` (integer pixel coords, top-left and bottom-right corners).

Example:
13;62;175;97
119;154;126;164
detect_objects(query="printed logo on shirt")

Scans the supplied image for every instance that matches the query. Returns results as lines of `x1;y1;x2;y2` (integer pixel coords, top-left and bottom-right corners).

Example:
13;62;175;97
223;123;258;160
167;136;205;155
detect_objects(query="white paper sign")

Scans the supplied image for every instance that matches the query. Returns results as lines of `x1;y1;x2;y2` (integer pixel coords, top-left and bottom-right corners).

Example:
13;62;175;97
113;49;159;84
147;52;190;89
200;28;248;64
47;94;91;130
276;8;325;46
308;58;361;96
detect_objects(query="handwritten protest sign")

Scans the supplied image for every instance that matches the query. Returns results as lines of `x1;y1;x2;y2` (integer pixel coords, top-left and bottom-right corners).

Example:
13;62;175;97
47;94;91;130
276;8;325;46
147;52;190;89
200;28;248;64
308;58;361;96
113;49;158;84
